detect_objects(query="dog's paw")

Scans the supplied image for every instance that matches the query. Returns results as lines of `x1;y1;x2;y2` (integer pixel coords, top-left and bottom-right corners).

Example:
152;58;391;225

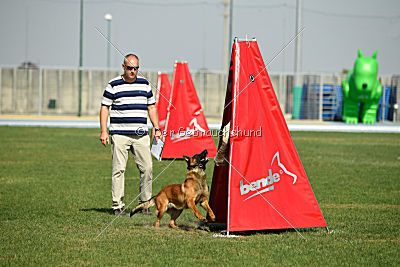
197;225;210;232
168;223;179;229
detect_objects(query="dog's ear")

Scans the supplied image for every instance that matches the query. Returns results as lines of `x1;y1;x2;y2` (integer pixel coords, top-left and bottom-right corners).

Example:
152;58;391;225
201;149;208;158
183;155;190;163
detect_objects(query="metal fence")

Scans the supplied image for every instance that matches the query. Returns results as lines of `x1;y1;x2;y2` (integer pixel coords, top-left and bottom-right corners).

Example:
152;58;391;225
0;66;398;122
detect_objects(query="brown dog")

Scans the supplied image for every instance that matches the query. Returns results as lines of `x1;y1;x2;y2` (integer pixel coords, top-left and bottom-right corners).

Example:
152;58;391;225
130;149;216;228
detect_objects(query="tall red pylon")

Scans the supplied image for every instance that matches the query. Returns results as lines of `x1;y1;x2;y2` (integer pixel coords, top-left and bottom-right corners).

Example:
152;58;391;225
161;62;217;158
155;72;172;132
208;38;327;233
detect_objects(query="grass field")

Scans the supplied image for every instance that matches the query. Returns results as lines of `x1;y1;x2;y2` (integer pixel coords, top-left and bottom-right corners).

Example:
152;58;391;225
0;126;399;265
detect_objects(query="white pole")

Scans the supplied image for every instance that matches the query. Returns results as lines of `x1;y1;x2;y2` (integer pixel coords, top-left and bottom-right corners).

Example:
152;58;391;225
319;74;323;121
13;67;17;111
292;0;303;119
104;14;112;69
88;69;93;112
282;4;286;73
38;67;42;115
43;69;47;113
0;67;2;113
228;0;233;68
381;81;385;122
222;0;228;73
279;72;284;111
294;0;302;86
202;3;206;70
78;0;83;116
199;69;204;107
58;69;62;113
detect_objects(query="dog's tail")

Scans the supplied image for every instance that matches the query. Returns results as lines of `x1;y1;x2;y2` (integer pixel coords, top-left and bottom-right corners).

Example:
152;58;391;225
130;196;156;217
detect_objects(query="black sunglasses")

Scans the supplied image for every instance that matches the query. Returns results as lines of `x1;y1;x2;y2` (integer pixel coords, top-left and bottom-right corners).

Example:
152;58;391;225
126;66;139;71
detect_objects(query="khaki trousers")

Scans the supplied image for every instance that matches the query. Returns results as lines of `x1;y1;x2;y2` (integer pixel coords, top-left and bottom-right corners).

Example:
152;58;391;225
111;134;152;210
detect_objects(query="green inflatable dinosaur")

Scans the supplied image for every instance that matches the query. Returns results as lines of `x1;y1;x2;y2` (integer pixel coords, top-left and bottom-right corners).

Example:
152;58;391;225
341;49;382;124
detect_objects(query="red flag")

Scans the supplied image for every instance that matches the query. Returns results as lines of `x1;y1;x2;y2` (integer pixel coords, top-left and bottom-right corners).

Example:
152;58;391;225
209;39;327;232
155;72;172;132
162;62;217;158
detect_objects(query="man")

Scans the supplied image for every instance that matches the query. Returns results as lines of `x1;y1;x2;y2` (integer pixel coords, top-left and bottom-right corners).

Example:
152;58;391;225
100;54;163;216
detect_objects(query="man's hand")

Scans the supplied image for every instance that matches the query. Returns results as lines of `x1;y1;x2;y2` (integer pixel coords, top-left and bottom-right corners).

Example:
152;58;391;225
154;128;164;143
100;131;109;147
148;104;164;143
100;105;110;147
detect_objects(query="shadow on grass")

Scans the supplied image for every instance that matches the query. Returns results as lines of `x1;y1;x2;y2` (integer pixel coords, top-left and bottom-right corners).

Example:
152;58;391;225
80;208;114;215
203;222;322;236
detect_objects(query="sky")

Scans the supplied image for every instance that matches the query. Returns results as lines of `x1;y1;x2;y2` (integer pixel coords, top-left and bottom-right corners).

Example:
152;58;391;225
0;0;399;74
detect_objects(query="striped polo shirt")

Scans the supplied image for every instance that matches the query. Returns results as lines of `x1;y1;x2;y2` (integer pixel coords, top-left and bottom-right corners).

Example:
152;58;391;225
102;76;156;135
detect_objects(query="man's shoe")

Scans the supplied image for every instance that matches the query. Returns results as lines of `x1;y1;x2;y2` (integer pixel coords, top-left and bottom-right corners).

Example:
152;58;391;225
114;208;126;216
141;208;152;215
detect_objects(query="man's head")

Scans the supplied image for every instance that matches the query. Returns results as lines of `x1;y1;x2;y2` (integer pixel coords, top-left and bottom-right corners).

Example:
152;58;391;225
122;54;139;82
